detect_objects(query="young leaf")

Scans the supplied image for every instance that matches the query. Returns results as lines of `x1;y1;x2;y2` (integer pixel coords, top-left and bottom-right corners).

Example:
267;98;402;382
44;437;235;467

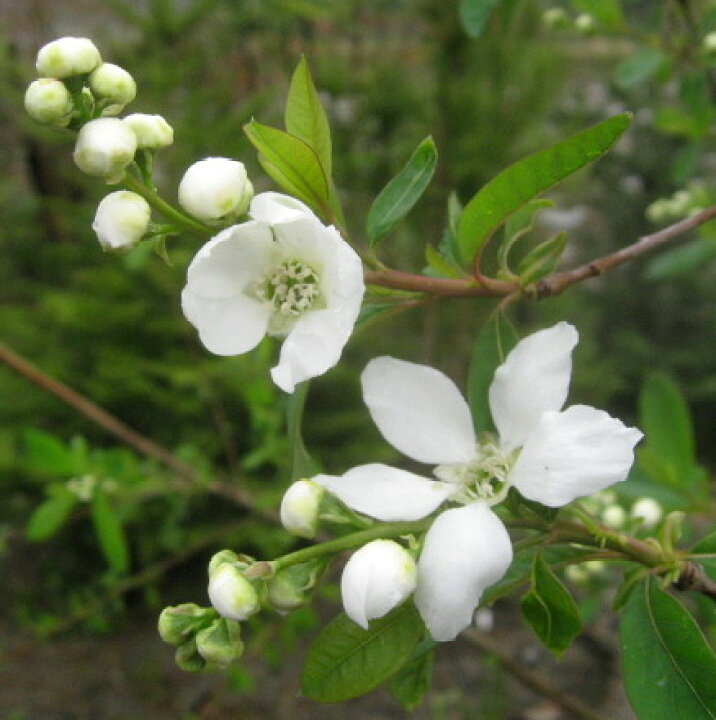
517;231;567;285
91;485;130;574
366;136;437;246
521;554;581;654
24;429;83;477
26;486;78;541
244;120;331;219
620;577;716;720
301;603;424;702
389;640;435;711
285;56;332;178
425;244;464;279
287;381;320;481
457;113;631;265
467;312;518;433
459;0;502;38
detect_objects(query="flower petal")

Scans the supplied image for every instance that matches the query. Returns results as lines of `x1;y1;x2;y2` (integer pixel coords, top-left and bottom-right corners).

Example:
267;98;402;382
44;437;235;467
489;322;578;450
509;405;643;507
361;357;476;464
313;463;455;521
181;288;271;355
249;191;316;225
415;503;513;642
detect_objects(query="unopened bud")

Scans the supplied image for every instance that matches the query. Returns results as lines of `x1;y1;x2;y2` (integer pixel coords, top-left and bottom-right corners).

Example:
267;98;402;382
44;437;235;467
280;480;324;539
195;618;244;667
631;497;663;529
178;157;254;222
24;79;73;126
703;32;716;55
267;558;328;611
36;37;101;79
157;603;215;646
123;113;173;149
89;63;136;114
73;118;137;183
602;504;626;529
174;638;206;672
208;563;260;621
574;13;596;34
93;191;150;250
341;540;417;629
542;7;568;29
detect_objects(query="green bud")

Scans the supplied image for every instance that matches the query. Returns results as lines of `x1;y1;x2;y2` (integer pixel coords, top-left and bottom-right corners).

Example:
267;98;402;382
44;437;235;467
24;78;73;126
157;603;216;646
174;638;207;672
267;558;329;612
195;618;244;667
208;549;245;576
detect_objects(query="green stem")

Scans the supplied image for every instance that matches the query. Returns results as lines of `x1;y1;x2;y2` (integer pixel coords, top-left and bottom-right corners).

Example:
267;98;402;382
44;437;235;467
122;172;212;236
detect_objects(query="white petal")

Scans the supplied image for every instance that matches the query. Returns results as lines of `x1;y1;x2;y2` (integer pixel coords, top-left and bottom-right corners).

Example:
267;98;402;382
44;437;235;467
249;191;316;224
341;540;417;629
489;322;578;450
313;464;454;521
415;503;513;642
181;289;271;355
361;357;476;464
509;405;643;507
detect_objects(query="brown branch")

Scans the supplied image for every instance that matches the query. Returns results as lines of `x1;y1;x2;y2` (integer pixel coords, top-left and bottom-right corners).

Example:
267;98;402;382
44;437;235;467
363;268;516;297
674;561;716;601
463;629;608;720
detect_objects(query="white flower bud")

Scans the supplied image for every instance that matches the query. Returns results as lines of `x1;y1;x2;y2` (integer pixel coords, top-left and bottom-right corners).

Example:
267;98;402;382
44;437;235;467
36;37;101;79
602;504;626;529
73;118;137;182
92;191;151;250
24;79;73;126
208;563;260;621
631;497;663;529
123;113;174;149
341;540;417;629
703;32;716;54
89;63;136;113
542;7;568;29
280;480;324;539
178;157;254;222
574;13;596;34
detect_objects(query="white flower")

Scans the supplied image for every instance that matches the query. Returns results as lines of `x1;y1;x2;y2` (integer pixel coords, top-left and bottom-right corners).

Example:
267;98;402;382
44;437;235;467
89;63;136;113
208;563;259;621
182;192;365;393
73;118;137;182
178;158;253;222
36;37;102;79
123;113;174;149
341;540;417;629
24;79;73;126
280;479;324;538
313;323;642;641
92;191;151;250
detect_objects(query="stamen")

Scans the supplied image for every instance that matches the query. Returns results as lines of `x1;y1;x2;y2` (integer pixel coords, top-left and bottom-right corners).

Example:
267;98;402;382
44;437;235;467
255;260;321;317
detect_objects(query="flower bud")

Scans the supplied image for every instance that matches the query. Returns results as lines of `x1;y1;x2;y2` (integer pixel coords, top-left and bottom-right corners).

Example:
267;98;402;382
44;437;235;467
602;504;626;529
574;13;596;34
195;618;244;667
123;113;173;149
630;497;663;529
178;157;254;222
542;7;569;29
280;480;324;539
73;118;137;182
174;638;206;672
24;79;73;126
93;191;151;250
157;603;215;646
341;540;417;629
89;63;136;114
267;558;328;611
208;563;260;621
703;32;716;55
36;37;101;79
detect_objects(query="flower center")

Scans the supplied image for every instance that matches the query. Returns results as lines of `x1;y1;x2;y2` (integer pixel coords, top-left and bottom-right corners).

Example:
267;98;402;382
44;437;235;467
255;260;321;317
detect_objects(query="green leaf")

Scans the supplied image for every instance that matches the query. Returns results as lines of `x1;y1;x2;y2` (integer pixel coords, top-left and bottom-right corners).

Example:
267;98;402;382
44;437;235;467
301;603;424;702
691;531;716;581
498;198;554;274
286;381;320;481
24;429;82;477
244;120;331;219
517;231;567;285
620;577;716;720
467;312;518;433
425;244;464;278
389;640;435;711
26;486;78;541
457;113;631;265
521;554;582;654
91;485;130;574
570;0;624;29
614;47;668;89
459;0;501;38
366;136;438;246
285;56;332;178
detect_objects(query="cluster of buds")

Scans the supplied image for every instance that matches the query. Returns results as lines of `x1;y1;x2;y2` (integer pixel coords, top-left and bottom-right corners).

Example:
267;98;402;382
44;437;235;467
646;182;711;225
541;7;596;34
581;490;663;531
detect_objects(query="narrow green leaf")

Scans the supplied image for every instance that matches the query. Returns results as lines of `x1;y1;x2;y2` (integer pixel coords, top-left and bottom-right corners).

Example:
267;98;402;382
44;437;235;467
285;56;332;178
91;486;130;574
26;487;77;541
425;245;464;278
691;531;716;581
614;47;667;90
570;0;624;29
459;0;501;38
517;231;567;285
244;120;331;219
367;136;437;246
24;429;82;476
301;603;424;702
521;554;581;654
389;640;435;711
286;381;319;481
467;312;518;433
620;578;716;720
457;114;631;265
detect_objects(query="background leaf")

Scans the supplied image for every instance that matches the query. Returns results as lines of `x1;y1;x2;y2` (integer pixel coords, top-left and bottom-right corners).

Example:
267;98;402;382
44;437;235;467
24;429;84;477
301;603;424;702
459;0;502;38
614;47;668;90
286;381;320;481
91;485;130;574
389;640;435;711
26;486;78;541
570;0;624;29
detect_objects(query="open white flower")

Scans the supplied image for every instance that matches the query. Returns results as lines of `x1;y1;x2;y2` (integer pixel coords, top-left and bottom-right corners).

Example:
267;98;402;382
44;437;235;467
182;192;365;393
314;323;642;640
